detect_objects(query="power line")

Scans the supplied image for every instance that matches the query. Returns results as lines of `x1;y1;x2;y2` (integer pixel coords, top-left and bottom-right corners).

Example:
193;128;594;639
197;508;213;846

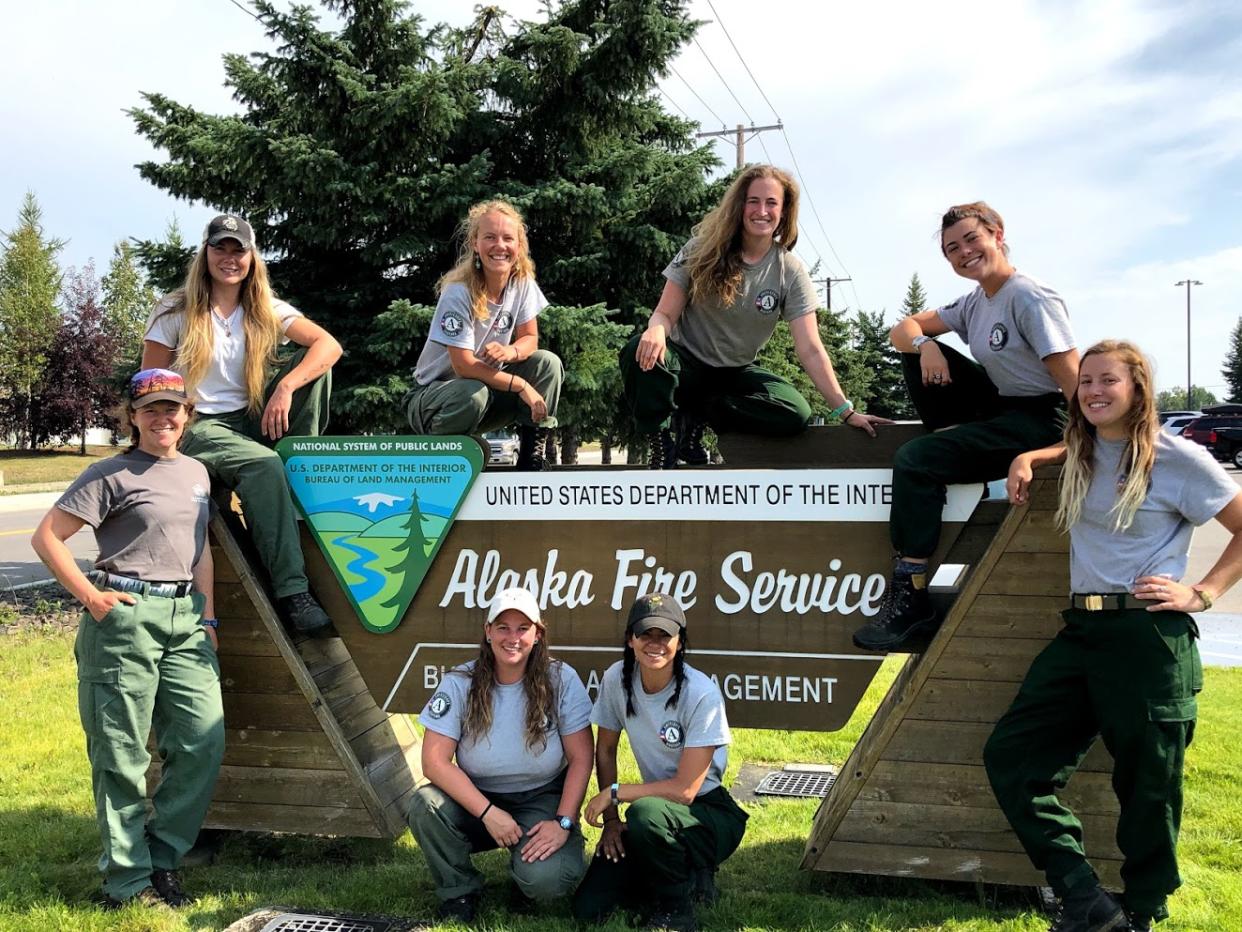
658;87;693;122
703;0;781;122
779;127;858;306
691;37;753;123
224;0;262;21
668;63;727;128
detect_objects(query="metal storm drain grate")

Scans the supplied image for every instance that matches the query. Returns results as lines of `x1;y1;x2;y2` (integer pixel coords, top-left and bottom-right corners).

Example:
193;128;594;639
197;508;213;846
260;915;402;932
755;768;836;798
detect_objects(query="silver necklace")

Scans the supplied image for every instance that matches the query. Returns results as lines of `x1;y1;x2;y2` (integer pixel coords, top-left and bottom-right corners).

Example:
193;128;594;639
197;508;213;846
211;307;238;338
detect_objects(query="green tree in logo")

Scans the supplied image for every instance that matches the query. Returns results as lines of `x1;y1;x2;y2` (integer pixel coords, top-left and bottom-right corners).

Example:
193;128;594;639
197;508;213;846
378;490;432;624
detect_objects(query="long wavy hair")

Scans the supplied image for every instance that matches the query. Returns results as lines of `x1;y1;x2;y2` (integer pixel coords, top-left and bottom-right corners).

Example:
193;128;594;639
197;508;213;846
939;201;1010;257
1057;340;1159;532
150;235;283;416
684;165;799;309
621;626;689;718
459;619;559;751
438;200;536;321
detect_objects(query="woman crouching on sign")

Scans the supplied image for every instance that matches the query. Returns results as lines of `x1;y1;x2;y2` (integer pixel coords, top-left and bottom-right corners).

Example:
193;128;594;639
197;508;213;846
405;199;563;470
852;201;1080;653
620;165;889;469
987;340;1242;931
407;587;592;923
31;370;224;910
143;214;342;637
573;593;748;931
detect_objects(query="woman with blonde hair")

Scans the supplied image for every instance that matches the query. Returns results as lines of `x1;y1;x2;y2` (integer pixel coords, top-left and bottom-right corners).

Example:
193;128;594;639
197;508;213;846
620;164;887;468
405;199;563;470
143;214;342;635
407;587;593;923
989;340;1242;931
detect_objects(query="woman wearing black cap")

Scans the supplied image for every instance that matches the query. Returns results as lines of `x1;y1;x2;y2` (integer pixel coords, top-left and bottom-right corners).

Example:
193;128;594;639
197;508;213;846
31;369;224;909
573;593;748;931
143;214;342;635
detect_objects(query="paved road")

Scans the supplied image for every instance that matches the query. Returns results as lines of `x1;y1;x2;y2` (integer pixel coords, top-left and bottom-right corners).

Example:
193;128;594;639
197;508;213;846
1;467;1238;664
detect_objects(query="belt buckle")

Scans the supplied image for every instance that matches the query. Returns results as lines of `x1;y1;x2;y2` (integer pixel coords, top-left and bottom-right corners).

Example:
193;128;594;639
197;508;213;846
1085;594;1104;612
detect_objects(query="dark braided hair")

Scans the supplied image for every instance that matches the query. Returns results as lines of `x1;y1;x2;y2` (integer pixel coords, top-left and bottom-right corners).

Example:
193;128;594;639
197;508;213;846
621;627;689;717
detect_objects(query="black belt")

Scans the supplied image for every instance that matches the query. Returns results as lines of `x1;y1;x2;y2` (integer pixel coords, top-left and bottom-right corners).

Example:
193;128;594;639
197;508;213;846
90;571;193;599
1070;592;1146;612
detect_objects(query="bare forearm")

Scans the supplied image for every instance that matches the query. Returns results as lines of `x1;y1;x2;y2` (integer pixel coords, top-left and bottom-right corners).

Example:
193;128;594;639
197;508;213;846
798;347;847;410
192;545;215;617
1198;533;1242;600
424;759;491;817
280;336;341;392
31;530;96;607
890;317;924;352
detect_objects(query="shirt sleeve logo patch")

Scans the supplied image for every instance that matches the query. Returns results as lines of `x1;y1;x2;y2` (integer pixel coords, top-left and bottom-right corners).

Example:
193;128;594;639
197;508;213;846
659;720;684;749
754;289;780;315
989;322;1009;351
440;311;468;339
494;312;514;332
427;692;452;719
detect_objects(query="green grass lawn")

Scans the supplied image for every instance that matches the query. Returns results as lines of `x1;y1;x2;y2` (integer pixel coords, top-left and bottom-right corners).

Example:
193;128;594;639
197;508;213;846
1;632;1238;931
0;446;118;487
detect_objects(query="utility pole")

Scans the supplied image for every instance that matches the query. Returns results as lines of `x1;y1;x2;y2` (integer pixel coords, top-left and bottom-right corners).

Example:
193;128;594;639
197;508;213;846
813;276;852;312
1175;279;1203;408
696;123;783;169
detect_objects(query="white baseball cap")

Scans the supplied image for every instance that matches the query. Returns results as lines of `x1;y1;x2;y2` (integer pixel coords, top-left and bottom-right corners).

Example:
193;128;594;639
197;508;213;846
486;587;542;625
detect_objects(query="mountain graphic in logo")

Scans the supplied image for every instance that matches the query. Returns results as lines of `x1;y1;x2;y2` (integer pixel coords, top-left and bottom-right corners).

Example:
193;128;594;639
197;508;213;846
277;436;484;633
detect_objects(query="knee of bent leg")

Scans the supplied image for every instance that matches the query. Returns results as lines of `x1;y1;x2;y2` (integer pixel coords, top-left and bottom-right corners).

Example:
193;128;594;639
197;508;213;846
407;783;451;832
624;796;668;842
513;847;584;901
982;727;1019;793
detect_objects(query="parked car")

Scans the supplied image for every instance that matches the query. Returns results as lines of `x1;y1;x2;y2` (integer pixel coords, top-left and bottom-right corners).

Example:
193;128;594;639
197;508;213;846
1163;414;1200;436
1180;415;1242;447
1207;425;1242;468
484;429;519;466
1158;410;1201;425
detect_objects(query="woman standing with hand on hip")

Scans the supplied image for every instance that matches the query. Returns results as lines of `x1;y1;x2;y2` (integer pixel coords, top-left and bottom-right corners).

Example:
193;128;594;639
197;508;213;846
988;340;1242;931
31;369;224;910
143;214;341;636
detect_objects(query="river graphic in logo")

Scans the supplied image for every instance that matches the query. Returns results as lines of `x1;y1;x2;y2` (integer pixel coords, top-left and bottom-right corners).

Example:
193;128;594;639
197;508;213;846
277;436;484;633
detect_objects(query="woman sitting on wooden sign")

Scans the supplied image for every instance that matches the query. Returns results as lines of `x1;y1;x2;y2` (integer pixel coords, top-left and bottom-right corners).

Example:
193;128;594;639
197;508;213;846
573;593;749;930
990;340;1242;931
143;214;342;637
620;164;888;469
407;587;593;923
852;201;1079;653
31;369;223;910
404;199;563;471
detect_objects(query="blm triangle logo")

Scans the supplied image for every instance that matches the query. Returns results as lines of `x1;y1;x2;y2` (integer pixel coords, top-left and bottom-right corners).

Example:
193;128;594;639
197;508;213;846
276;436;483;633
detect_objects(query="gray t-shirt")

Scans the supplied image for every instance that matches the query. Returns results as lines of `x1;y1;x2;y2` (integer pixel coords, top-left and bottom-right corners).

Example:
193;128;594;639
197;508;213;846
592;660;730;796
56;451;212;582
413;279;548;386
935;272;1075;396
1070;432;1237;592
664;241;818;368
419;659;592;793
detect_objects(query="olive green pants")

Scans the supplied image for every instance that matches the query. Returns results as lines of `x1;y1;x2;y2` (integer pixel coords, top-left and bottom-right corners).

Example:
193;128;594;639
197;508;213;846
75;592;224;901
572;786;748;922
406;773;585;902
619;335;811;436
404;350;563;434
984;608;1201;921
892;345;1063;557
180;348;330;599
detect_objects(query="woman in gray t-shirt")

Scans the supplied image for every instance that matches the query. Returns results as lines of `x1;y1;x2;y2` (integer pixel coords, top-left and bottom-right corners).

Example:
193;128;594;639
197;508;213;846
407;587;592;923
619;164;887;468
990;341;1242;930
573;593;748;929
30;368;224;909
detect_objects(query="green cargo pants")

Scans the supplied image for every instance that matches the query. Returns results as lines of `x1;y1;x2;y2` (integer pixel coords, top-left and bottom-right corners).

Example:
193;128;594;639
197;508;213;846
984;608;1201;921
404;350;563;434
892;344;1063;557
180;348;330;599
619;335;811;436
572;786;749;922
406;773;586;902
75;591;224;901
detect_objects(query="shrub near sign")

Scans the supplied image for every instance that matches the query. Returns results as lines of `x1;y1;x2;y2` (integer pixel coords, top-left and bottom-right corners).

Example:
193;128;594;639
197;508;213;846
284;437;983;730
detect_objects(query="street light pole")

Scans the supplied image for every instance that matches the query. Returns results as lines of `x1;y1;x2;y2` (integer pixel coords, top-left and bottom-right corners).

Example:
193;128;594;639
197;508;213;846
1175;279;1203;408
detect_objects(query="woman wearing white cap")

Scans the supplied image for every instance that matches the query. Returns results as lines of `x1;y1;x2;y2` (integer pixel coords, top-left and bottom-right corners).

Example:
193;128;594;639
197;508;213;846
574;592;748;931
407;587;593;923
143;214;342;636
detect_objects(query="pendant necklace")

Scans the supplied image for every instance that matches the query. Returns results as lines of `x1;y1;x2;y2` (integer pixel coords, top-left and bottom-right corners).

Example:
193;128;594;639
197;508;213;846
212;306;238;338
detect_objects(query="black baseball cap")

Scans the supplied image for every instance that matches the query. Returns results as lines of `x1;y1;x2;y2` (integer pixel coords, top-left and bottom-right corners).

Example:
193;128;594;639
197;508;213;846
204;214;255;250
626;592;687;636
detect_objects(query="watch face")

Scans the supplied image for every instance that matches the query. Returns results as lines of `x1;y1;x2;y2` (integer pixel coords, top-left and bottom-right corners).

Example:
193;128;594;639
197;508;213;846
558;816;574;831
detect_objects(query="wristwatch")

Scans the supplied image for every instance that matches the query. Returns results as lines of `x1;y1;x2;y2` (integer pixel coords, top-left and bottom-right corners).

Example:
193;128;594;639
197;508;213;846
912;335;937;352
1192;586;1214;611
557;815;575;831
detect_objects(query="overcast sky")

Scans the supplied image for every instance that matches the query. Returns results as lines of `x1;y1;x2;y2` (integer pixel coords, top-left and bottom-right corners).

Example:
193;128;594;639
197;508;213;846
3;0;1240;396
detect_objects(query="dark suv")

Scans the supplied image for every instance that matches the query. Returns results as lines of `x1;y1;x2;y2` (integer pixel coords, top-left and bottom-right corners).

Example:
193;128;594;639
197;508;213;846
1180;415;1242;446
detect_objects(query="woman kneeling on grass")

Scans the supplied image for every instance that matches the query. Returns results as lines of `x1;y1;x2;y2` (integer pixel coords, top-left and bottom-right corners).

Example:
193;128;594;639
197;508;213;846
573;593;748;932
31;370;224;910
988;340;1242;931
407;587;592;922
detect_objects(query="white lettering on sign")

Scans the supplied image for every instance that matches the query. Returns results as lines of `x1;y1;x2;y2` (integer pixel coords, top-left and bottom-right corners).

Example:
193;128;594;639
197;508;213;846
718;673;838;704
716;551;885;617
440;549;594;610
610;549;698;610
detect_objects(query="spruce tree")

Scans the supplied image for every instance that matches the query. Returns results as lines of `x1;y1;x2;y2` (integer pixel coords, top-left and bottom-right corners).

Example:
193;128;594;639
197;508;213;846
854;309;913;419
1222;318;1242;403
101;241;157;379
901;272;929;316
